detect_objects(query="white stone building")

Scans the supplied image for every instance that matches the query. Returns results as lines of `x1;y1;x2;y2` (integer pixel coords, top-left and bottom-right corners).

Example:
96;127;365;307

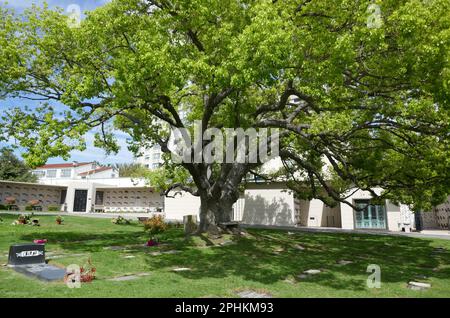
1;160;448;232
32;162;118;180
164;183;417;232
134;145;163;170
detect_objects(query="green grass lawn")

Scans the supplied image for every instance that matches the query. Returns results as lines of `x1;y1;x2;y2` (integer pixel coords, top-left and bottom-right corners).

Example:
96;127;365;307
0;213;449;298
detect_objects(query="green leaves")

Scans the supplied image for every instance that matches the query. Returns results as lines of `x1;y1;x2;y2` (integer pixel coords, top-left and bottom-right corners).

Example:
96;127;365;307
0;147;37;182
0;0;449;209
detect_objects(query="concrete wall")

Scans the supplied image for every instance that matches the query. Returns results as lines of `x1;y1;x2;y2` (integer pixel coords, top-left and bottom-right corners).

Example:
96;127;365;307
164;191;201;221
340;188;410;232
296;199;310;226
239;184;296;226
433;197;450;229
386;200;402;232
164;183;297;226
295;199;341;227
320;203;341;227
99;188;163;213
0;181;66;211
63;181;95;212
36;163;95;181
83;169;116;179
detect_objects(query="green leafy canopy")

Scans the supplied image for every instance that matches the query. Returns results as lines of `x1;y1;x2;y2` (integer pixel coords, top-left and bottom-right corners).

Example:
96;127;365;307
0;0;449;211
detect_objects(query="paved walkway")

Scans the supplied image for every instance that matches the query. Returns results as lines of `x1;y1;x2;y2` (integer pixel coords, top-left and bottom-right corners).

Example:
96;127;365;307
241;224;450;240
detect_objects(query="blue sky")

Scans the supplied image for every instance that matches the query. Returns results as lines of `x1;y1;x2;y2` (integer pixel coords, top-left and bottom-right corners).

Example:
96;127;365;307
0;0;111;12
0;0;136;165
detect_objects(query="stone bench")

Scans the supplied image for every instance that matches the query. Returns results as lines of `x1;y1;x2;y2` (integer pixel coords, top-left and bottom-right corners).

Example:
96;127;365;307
219;222;240;231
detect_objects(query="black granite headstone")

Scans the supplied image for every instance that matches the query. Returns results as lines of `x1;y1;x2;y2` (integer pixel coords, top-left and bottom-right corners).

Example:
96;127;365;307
8;243;66;282
12;264;67;282
8;243;45;265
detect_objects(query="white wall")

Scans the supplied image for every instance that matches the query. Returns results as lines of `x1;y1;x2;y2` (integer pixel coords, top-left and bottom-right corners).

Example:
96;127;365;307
40;178;154;213
386;200;402;232
306;199;325;227
99;188;163;212
164;191;201;221
134;145;163;169
340;188;410;231
73;164;96;176
63;181;95;212
239;185;296;226
164;183;297;226
296;199;341;227
41;177;147;187
36;163;96;180
340;188;378;230
83;169;116;179
0;181;65;211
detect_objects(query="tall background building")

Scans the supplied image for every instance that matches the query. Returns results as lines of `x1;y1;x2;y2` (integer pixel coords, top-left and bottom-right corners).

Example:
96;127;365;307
134;145;163;170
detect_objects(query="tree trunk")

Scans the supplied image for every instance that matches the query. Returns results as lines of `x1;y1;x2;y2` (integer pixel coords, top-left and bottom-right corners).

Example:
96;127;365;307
198;194;235;233
190;163;248;234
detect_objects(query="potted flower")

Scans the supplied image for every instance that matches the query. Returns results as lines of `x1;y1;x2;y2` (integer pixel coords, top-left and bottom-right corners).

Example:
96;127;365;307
5;197;17;210
56;215;63;225
17;214;27;225
5;197;16;205
28;199;42;211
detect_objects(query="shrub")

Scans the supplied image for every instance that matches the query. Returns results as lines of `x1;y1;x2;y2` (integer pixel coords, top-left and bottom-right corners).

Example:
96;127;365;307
0;204;7;210
111;215;131;225
16;213;36;225
143;215;168;238
56;215;63;224
17;214;27;224
28;199;40;206
47;206;59;212
167;221;183;229
4;197;16;205
24;205;33;211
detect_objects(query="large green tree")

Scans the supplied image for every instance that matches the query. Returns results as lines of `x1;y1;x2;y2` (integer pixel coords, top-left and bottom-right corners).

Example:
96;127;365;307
0;0;449;232
113;163;150;178
0;148;37;182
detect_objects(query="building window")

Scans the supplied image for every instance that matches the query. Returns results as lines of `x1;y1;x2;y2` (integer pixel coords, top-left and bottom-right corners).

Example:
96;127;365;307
95;191;104;205
354;200;387;229
152;153;160;161
153;144;161;151
32;170;45;177
151;163;160;169
60;169;72;178
46;170;57;178
60;190;67;204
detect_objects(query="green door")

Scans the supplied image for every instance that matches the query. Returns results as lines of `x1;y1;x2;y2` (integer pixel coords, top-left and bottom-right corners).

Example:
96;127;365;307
354;200;387;229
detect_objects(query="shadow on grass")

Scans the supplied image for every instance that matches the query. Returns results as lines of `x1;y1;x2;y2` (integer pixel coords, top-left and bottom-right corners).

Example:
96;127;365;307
144;230;450;291
16;226;450;292
19;230;147;253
